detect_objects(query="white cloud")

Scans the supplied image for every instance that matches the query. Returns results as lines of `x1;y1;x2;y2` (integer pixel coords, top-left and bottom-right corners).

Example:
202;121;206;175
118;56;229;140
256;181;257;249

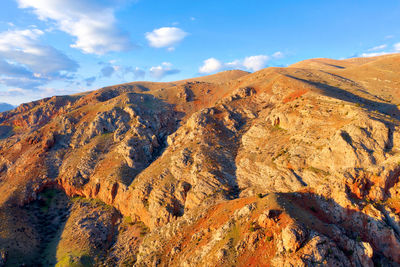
367;44;387;51
272;51;284;59
145;27;187;49
17;0;132;54
360;51;391;57
242;55;269;72
149;62;180;80
199;58;223;74
199;53;282;74
394;42;400;52
360;42;400;57
0;29;78;89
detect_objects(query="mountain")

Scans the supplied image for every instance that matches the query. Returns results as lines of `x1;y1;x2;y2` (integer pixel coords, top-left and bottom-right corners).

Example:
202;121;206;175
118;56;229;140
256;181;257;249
0;103;14;112
1;54;400;266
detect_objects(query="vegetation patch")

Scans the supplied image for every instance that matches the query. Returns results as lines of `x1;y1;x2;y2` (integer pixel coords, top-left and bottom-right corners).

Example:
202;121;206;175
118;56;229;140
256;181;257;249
283;89;309;103
308;166;330;176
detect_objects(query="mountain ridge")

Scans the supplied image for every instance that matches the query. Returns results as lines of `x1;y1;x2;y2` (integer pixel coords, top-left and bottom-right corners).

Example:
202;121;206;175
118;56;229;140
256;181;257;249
1;54;400;266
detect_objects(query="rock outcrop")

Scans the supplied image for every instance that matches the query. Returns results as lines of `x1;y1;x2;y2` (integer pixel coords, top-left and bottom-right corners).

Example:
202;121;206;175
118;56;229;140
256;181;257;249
1;54;400;266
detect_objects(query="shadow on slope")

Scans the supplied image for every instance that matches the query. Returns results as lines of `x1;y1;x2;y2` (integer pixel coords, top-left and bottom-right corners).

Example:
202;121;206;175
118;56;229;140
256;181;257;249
276;191;400;265
0;188;71;267
285;74;400;120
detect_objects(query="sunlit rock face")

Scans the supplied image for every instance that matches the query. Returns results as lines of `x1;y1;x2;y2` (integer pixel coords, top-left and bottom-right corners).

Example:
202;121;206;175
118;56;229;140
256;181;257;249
2;55;400;266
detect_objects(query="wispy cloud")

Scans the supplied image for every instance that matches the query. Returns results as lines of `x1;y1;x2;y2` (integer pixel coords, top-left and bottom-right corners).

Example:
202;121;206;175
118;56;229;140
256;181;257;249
145;27;187;50
360;51;392;57
84;76;96;86
360;42;400;57
149;62;180;79
124;66;145;80
0;59;33;77
17;0;133;55
97;61;145;80
0;85;81;105
367;44;387;51
0;28;78;89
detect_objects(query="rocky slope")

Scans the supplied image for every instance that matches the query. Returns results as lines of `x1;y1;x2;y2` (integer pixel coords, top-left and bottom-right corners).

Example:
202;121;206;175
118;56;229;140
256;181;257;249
1;55;400;266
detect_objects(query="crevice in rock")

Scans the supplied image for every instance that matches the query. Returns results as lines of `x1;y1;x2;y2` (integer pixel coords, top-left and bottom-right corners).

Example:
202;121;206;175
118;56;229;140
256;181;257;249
111;183;119;203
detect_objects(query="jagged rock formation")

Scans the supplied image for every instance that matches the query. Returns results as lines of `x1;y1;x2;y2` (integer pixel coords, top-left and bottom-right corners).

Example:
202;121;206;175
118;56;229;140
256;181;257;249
1;55;400;266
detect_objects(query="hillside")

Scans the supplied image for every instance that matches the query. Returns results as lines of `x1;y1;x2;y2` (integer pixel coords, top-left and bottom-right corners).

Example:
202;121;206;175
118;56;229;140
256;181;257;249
1;54;400;266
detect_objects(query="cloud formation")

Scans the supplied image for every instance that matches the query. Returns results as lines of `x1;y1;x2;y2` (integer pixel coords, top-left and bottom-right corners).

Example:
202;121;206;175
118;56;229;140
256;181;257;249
242;55;270;72
0;85;79;105
17;0;133;54
84;76;96;86
0;59;33;77
124;66;146;80
146;27;187;50
100;65;116;78
360;51;391;57
199;53;283;74
98;61;146;80
360;42;400;57
0;29;78;89
198;58;223;74
367;44;387;51
149;62;180;79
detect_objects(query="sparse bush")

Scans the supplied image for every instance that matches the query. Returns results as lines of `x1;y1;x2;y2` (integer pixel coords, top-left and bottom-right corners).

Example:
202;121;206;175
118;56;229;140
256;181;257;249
345;249;354;256
122;256;136;266
123;216;134;225
308;166;330;176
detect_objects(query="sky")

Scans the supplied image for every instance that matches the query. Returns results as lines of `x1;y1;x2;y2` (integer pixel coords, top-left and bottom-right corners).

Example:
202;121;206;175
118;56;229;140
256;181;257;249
0;0;400;105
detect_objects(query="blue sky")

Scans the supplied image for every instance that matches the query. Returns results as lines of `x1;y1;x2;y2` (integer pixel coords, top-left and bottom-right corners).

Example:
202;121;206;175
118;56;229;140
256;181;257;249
0;0;399;105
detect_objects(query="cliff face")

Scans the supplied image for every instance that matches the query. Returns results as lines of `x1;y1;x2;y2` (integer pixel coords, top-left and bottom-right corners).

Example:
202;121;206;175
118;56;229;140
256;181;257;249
1;55;400;266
